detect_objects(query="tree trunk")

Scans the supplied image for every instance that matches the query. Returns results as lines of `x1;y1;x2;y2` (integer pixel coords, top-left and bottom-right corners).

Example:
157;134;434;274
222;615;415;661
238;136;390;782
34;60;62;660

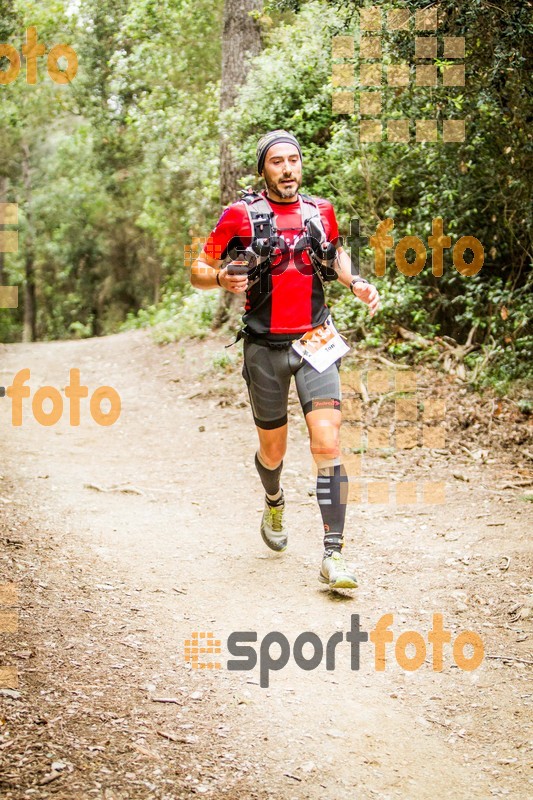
0;176;6;286
21;144;36;343
212;0;262;330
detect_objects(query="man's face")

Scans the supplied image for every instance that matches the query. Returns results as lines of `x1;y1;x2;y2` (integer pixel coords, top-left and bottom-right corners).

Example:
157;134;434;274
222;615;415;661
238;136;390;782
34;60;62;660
262;143;302;201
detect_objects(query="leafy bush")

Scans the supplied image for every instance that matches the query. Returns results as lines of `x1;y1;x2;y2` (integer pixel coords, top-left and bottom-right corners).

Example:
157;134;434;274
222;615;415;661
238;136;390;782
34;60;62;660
123;289;218;344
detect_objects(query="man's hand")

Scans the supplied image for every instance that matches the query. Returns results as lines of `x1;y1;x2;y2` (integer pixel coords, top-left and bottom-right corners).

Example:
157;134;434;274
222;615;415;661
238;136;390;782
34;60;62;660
333;247;381;318
218;264;248;294
352;280;381;318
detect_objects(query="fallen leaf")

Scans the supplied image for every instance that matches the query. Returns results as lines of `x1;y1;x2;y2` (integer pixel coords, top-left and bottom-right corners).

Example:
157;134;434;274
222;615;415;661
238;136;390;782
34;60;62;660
38;771;62;786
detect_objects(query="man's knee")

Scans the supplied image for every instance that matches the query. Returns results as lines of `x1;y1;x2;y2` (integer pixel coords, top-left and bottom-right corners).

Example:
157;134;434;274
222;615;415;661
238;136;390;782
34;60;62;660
308;421;341;462
311;445;341;464
259;447;285;469
257;428;287;467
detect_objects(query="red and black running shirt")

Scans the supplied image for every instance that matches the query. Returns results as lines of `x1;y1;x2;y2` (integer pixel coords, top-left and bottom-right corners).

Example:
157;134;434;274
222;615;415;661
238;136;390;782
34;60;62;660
203;192;340;340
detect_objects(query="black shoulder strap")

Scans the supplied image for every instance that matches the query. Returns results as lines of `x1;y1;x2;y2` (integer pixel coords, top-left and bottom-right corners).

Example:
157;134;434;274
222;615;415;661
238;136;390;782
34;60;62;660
298;194;327;242
238;189;276;241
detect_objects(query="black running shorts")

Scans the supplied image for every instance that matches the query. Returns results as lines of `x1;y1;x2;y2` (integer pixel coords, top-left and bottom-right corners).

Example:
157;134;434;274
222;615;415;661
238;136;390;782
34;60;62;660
242;340;342;430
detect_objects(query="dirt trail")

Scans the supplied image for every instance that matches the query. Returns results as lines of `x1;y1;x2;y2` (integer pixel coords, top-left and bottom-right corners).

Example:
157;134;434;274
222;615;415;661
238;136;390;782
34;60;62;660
0;330;531;799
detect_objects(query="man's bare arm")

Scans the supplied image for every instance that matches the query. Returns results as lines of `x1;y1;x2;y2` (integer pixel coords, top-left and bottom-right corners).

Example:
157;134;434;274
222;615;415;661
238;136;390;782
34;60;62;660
190;251;247;294
334;246;381;317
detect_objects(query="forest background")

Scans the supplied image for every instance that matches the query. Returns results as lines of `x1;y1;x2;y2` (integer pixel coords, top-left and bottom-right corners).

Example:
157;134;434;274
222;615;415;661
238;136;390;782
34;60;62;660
0;0;531;395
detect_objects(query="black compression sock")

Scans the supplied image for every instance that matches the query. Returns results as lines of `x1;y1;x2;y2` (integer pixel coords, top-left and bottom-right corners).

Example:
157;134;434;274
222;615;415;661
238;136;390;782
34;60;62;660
317;461;349;549
323;532;344;554
266;489;284;508
254;451;283;498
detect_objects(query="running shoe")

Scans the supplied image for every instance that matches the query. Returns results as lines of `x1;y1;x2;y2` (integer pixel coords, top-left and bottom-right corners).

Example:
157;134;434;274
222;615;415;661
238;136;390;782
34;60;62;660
260;492;287;552
319;550;358;589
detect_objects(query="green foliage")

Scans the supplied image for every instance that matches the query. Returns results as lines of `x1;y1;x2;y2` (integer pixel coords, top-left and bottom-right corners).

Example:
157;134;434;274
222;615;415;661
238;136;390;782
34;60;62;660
123;288;218;344
228;0;532;385
210;349;239;373
0;0;530;390
1;0;223;342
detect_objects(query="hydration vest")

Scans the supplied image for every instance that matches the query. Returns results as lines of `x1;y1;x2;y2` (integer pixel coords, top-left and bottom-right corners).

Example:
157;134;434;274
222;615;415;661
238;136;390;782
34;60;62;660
230;189;339;285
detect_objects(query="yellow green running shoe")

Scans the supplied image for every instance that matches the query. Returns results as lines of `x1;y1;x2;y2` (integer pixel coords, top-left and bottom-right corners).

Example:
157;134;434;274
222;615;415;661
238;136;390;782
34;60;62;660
319;550;358;589
260;493;287;552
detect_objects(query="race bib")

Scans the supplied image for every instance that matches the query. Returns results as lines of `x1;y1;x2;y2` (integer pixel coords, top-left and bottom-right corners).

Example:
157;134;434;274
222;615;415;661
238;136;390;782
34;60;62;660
291;316;350;373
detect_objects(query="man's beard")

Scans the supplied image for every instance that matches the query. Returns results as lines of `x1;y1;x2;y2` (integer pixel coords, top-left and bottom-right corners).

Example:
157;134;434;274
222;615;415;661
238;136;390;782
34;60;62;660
265;173;301;200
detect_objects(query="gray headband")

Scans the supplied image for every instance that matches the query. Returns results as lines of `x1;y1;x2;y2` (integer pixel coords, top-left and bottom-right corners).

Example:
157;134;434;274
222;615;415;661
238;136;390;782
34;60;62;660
256;130;302;174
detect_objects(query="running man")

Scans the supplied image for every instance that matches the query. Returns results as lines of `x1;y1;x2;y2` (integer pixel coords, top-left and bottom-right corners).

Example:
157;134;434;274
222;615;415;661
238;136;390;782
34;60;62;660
191;130;380;589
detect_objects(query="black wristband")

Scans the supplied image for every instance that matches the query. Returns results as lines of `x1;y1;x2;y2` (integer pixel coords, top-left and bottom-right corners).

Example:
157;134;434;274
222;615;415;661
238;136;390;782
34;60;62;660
350;276;369;294
216;271;221;287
